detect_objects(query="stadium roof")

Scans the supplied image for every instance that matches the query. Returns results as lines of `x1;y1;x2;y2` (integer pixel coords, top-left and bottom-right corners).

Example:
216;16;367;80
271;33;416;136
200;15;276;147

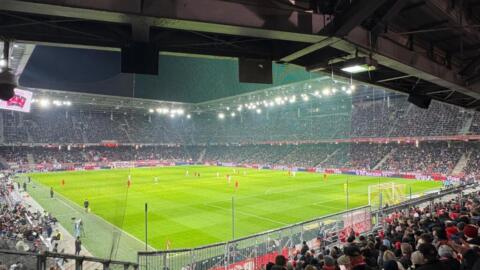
1;0;480;109
19;46;321;103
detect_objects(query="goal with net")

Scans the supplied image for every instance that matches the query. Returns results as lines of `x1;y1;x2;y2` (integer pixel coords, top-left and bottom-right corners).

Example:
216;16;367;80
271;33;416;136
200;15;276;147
368;182;406;209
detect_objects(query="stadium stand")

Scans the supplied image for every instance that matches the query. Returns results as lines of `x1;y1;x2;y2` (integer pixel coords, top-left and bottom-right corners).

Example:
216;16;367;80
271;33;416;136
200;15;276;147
262;188;480;270
0;141;475;177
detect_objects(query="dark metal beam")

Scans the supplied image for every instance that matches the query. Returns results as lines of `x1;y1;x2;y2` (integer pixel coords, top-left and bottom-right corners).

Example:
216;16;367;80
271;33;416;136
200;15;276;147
331;26;480;99
370;0;409;34
321;0;388;37
376;75;413;83
0;0;330;44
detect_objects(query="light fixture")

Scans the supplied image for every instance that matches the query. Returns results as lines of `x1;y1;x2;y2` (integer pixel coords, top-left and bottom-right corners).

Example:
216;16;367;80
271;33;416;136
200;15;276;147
148;108;154;113
39;99;50;108
186;114;191;119
218;112;225;119
231;112;236;117
0;59;6;68
256;108;262;114
322;88;331;96
289;95;296;103
340;57;377;74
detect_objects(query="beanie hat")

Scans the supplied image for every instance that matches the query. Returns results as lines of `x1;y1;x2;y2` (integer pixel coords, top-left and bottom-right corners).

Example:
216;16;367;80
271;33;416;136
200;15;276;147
464;225;478;238
438;245;454;258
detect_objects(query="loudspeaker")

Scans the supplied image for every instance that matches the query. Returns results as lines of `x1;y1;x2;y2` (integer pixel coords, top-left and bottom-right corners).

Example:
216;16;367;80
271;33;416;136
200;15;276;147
239;58;272;84
121;42;159;75
408;93;431;109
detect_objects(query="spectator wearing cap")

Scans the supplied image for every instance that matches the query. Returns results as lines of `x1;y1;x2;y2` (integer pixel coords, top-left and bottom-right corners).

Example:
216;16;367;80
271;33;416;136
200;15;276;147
438;245;460;270
464;225;480;245
445;222;459;240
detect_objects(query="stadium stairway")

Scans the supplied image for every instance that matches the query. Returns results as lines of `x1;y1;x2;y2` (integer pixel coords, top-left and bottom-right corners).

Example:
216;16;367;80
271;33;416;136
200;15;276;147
196;148;206;163
26;153;35;165
0;157;9;170
373;148;397;170
316;147;342;166
462;112;474;134
452;151;472;175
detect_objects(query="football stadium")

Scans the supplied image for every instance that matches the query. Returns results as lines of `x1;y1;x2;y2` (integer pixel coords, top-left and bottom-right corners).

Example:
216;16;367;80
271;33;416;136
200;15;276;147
0;1;480;270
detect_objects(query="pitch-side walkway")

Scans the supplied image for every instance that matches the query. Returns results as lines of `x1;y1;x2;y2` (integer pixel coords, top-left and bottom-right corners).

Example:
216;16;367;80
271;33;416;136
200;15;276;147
21;177;153;263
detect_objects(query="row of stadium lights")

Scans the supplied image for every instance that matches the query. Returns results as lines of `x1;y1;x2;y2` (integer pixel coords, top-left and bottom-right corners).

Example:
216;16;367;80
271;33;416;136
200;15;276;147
147;108;191;119
217;84;356;119
32;98;72;107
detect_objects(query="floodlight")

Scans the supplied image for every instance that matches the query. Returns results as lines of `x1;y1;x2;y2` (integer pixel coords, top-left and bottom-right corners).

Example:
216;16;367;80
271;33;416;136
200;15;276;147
39;99;50;108
340;57;377;74
322;88;331;96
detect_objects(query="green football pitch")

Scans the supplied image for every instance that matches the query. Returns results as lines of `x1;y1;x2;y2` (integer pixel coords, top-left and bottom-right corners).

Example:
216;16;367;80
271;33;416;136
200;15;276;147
24;166;441;256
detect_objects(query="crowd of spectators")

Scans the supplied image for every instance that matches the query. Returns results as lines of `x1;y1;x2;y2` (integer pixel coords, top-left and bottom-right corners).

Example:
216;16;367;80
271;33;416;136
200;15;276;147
0;141;477;176
378;142;465;174
0;95;479;145
263;190;480;270
0;177;60;253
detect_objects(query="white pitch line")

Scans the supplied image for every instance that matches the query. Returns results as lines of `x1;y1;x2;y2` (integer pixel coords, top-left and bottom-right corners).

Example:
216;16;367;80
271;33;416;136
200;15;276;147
30;178;157;251
204;203;289;226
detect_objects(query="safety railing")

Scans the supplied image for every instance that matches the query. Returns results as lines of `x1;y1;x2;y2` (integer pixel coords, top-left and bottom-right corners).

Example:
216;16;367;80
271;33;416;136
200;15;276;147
0;249;138;270
138;206;372;270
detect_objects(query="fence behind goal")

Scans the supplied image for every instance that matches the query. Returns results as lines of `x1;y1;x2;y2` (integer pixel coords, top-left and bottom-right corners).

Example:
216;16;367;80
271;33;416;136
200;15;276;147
138;206;371;270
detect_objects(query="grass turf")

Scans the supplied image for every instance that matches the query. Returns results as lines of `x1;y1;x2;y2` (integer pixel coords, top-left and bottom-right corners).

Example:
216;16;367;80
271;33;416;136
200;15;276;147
27;166;441;249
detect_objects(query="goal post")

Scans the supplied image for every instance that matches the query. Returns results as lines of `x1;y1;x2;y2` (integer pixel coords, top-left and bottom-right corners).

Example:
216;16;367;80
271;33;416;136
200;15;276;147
368;182;406;209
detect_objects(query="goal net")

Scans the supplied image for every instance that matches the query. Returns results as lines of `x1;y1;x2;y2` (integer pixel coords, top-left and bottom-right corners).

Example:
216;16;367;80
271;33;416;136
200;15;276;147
368;182;406;209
